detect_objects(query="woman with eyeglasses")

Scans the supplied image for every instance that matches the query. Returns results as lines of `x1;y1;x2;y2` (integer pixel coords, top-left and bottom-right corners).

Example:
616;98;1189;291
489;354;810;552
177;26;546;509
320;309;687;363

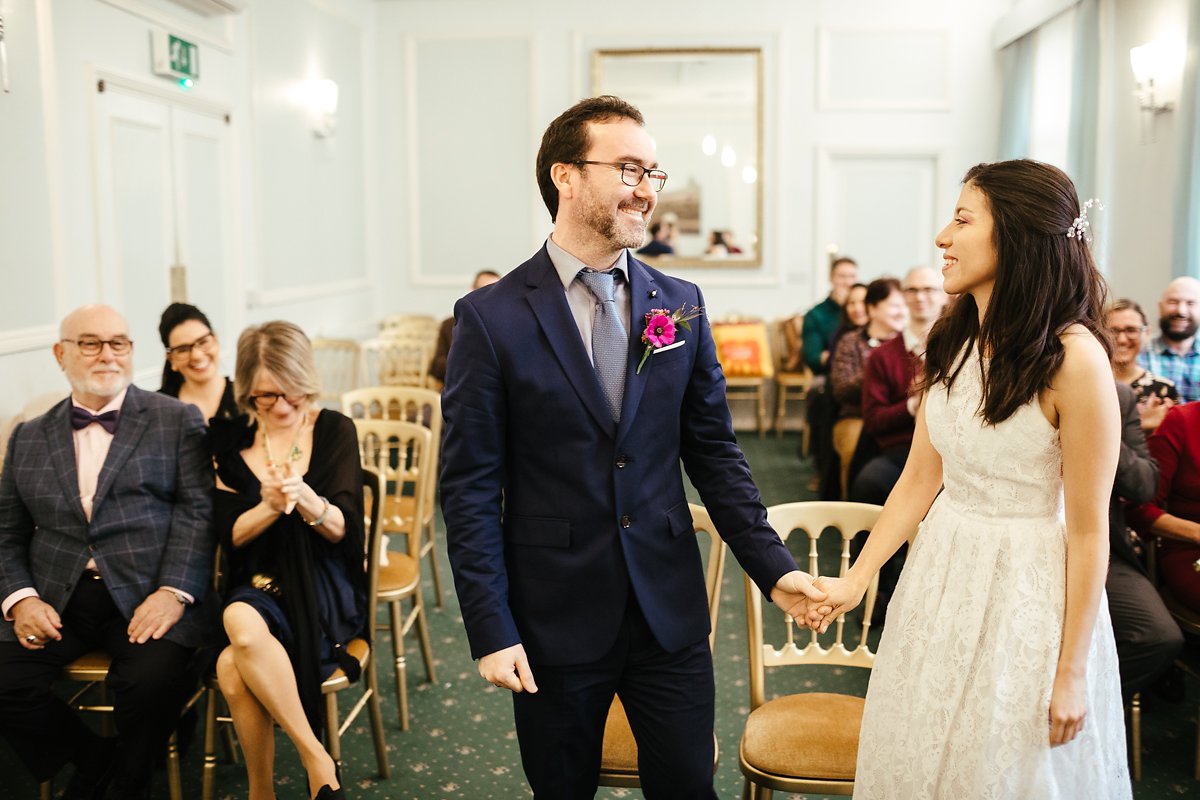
158;303;240;424
209;321;365;800
1107;299;1177;433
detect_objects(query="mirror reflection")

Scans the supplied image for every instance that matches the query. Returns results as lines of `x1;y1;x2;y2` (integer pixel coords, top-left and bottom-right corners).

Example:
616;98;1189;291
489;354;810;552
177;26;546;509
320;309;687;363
592;48;762;267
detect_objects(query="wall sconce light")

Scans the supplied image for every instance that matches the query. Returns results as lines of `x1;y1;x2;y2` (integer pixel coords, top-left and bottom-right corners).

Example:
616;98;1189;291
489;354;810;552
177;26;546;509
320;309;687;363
305;78;339;138
1130;41;1179;142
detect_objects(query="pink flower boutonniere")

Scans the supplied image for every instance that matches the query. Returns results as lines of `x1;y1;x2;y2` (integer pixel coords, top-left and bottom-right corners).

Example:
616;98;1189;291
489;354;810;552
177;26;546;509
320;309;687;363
636;303;704;374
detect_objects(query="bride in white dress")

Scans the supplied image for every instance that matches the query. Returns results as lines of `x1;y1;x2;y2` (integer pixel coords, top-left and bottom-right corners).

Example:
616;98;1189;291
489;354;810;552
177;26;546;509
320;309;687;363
810;160;1131;799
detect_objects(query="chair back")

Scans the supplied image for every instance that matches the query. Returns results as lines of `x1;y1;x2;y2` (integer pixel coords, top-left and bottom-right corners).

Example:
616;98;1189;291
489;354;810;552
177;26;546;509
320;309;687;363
772;315;809;375
746;501;887;710
361;466;385;629
379;314;440;346
689;503;728;651
312;339;363;407
360;338;433;388
344;387;442;526
352;418;432;559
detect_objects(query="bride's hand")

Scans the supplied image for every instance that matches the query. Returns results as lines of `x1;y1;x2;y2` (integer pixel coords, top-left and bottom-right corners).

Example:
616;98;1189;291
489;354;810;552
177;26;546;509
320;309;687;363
1048;670;1087;746
809;574;868;633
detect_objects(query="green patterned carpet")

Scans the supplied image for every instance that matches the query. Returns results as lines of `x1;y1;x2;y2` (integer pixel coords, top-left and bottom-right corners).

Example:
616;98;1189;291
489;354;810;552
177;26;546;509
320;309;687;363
7;433;1200;798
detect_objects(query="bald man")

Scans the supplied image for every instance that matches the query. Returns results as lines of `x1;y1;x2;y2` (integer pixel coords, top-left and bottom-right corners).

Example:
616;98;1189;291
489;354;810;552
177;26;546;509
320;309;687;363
1139;277;1200;403
0;305;214;800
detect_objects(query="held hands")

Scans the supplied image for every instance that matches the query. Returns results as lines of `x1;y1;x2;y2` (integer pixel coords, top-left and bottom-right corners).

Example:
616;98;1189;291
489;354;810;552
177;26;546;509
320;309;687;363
261;463;303;515
770;570;832;626
127;589;185;644
1048;670;1088;747
11;596;62;650
479;643;538;693
805;574;868;633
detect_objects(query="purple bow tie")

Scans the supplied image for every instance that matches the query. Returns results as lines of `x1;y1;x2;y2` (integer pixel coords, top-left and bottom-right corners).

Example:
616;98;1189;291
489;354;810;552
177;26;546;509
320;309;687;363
70;406;119;434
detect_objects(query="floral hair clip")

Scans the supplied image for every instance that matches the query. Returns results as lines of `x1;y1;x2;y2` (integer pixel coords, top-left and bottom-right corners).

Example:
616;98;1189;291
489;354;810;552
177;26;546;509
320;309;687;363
1067;198;1104;244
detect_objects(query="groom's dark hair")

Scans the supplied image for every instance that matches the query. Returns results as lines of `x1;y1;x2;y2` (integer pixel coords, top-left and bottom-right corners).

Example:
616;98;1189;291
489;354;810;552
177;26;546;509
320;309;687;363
536;95;644;222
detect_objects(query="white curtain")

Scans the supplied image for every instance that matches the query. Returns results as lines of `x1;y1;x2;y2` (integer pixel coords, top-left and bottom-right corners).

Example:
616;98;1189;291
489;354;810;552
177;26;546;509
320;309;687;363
1174;0;1200;277
998;33;1036;160
1067;0;1100;197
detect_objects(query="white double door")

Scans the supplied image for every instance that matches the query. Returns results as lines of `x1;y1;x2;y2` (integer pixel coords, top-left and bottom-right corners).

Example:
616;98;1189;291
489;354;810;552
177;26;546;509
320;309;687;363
92;81;237;380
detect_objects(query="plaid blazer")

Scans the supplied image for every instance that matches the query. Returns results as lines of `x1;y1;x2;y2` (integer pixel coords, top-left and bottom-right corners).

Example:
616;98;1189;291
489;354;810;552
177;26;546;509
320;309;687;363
0;385;214;647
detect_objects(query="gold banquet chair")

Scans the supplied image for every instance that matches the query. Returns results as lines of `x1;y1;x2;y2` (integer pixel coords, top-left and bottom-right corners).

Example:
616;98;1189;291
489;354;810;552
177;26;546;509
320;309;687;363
199;469;391;800
320;466;390;775
360;337;433;388
342;386;446;608
312;339;364;408
352;419;438;730
771;315;813;444
597;503;728;787
740;501;891;799
38;653;202;800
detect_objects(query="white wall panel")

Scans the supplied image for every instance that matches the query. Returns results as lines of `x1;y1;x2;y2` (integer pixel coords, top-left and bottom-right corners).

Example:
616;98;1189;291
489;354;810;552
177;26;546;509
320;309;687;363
816;150;943;281
407;35;534;287
818;28;950;111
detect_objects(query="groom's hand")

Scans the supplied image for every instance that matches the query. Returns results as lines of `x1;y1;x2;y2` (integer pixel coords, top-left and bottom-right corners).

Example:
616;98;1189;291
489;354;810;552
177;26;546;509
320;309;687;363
770;570;831;628
479;643;538;693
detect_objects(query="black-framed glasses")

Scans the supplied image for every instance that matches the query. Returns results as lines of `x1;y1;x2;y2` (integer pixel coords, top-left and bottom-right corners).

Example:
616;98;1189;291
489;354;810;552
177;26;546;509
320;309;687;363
575;161;668;192
1109;326;1146;339
166;332;216;361
250;392;307;410
60;337;133;356
903;287;941;296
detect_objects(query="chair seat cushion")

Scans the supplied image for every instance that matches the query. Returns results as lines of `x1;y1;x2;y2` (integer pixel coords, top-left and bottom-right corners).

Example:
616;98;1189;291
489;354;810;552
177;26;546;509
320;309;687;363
741;692;863;780
600;697;637;774
322;637;371;691
377;554;419;596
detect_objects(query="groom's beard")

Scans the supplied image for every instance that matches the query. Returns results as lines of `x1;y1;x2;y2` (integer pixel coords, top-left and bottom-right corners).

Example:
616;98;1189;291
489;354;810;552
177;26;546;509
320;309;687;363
1160;314;1198;342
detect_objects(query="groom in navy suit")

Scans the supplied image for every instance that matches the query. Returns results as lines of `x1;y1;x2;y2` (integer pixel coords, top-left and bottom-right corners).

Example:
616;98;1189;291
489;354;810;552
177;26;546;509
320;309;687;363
440;96;826;798
0;304;213;800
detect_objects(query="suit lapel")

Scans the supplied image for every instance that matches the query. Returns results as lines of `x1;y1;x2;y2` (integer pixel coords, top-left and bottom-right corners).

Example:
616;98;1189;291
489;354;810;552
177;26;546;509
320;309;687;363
92;386;150;516
524;251;617;437
43;399;87;525
615;258;658;446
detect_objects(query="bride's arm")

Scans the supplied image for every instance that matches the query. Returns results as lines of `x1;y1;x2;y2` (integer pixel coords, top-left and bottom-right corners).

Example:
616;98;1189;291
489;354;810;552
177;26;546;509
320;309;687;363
1050;330;1120;746
810;393;944;630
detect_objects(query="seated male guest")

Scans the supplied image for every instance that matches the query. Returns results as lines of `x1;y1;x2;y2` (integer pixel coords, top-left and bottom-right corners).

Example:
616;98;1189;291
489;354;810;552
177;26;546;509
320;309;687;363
1107;382;1183;698
0;304;214;800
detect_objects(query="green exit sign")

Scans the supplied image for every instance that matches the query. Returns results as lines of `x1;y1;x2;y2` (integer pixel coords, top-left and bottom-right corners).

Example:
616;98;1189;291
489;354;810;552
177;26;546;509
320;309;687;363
151;31;200;81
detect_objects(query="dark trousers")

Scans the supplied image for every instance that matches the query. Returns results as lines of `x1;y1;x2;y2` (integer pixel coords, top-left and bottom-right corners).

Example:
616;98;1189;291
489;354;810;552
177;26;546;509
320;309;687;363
512;593;717;800
849;445;911;622
0;573;194;786
1106;558;1184;698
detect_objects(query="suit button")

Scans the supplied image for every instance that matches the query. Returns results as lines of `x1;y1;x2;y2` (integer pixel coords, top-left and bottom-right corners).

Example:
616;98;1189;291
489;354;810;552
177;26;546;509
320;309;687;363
620;515;631;528
88;545;96;552
616;455;629;468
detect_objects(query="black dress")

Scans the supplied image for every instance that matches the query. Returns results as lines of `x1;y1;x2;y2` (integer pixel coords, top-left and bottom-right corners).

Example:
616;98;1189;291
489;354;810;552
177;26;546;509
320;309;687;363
159;376;242;424
209;410;366;737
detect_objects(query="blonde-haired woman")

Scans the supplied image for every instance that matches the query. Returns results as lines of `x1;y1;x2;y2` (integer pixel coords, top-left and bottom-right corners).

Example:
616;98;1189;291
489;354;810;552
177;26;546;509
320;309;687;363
210;321;365;800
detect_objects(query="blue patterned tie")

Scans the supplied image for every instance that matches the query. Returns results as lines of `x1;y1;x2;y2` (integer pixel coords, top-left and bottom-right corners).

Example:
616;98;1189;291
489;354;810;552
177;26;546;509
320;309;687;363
578;269;628;422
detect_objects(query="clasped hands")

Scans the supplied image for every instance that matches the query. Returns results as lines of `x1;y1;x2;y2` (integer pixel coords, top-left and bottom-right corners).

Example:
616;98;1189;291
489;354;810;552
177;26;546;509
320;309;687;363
261;462;304;515
772;570;868;634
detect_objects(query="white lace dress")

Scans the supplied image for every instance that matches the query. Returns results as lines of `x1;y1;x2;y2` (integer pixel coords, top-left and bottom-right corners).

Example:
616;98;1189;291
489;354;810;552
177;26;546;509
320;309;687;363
854;355;1131;799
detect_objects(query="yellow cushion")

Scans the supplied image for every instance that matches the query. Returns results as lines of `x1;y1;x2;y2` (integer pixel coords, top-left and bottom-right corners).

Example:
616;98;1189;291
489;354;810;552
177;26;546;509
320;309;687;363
600;698;638;774
741;692;862;780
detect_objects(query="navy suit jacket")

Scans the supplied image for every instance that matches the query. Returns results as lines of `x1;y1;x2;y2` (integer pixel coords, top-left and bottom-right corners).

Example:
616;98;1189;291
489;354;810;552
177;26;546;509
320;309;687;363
0;385;214;647
440;246;796;666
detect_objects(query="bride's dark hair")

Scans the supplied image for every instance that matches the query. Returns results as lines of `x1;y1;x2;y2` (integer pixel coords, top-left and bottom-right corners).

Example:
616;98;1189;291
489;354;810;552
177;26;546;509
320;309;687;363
921;159;1111;425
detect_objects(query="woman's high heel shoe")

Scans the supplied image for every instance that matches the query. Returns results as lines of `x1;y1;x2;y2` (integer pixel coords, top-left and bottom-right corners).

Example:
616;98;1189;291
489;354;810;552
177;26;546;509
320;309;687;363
314;785;345;800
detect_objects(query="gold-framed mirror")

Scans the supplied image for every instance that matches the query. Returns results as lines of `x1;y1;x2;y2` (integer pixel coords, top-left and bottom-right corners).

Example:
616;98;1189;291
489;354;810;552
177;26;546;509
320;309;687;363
592;47;763;268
